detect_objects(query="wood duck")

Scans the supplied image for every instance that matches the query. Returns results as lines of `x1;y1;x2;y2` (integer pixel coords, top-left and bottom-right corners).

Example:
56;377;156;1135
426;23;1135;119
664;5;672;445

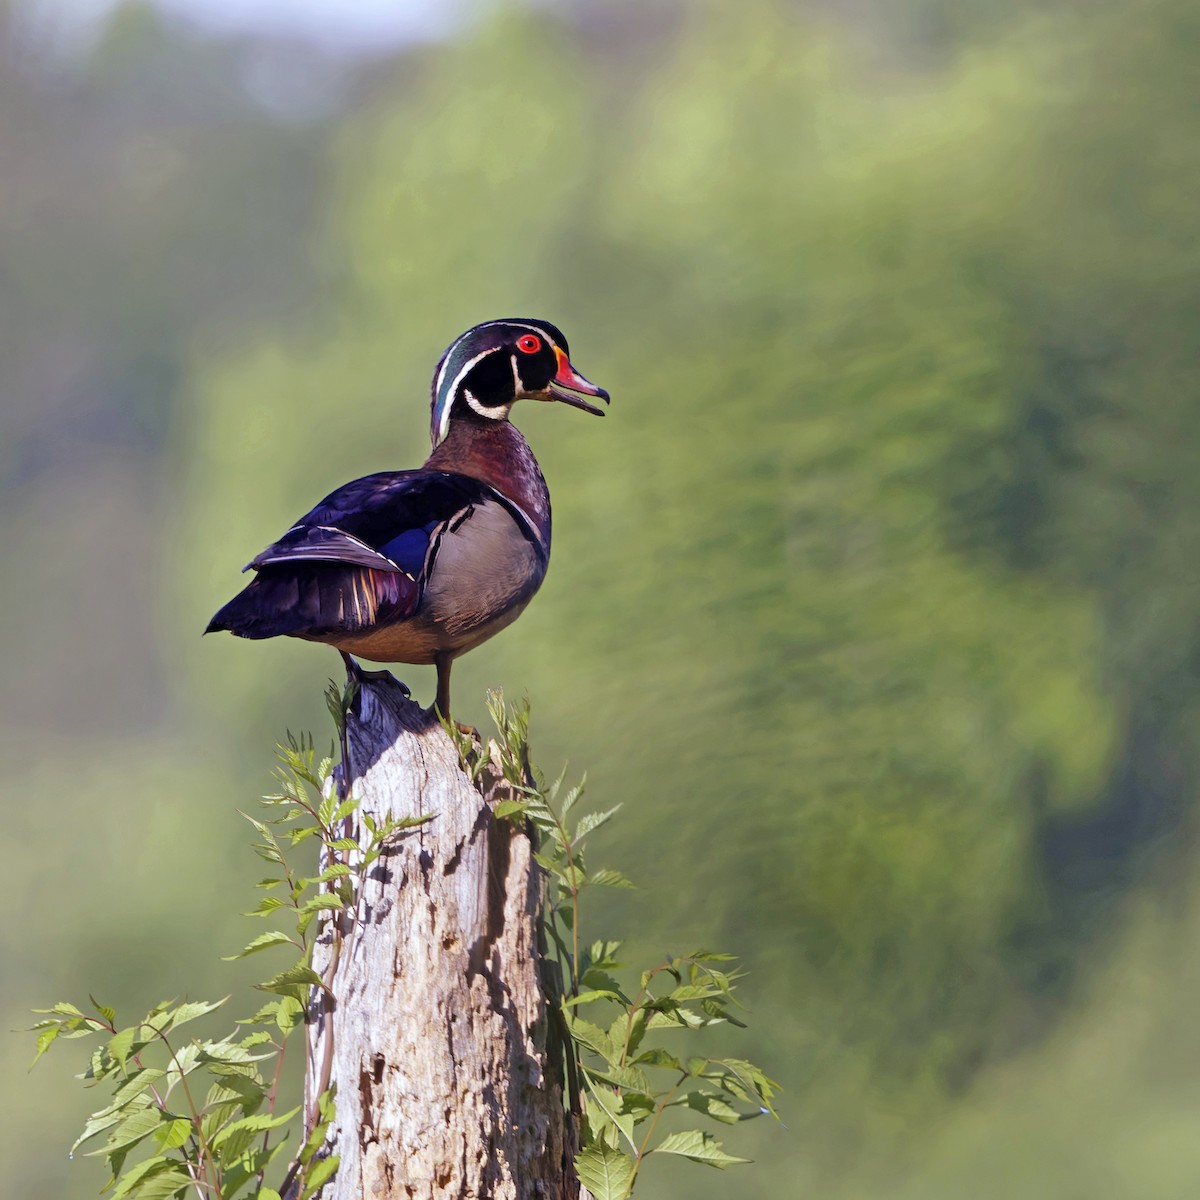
206;318;609;718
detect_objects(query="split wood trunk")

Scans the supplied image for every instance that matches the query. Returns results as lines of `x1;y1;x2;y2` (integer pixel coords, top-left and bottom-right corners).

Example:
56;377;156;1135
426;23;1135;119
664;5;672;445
301;676;582;1199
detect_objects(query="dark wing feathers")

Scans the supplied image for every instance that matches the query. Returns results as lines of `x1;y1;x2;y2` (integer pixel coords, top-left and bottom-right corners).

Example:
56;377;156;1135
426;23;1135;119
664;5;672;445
208;565;416;640
207;470;514;641
246;525;409;574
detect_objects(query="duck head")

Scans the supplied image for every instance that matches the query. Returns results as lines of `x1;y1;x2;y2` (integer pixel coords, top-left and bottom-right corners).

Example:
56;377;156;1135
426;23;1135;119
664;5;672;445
430;318;610;447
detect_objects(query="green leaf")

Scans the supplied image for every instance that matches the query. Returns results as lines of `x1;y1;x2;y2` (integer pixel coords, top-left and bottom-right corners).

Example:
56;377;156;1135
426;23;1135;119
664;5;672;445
561;989;624;1009
494;798;532;819
681;1089;746;1125
589;868;635;890
211;1107;300;1159
223;931;295;961
563;1015;618;1063
575;1144;635;1200
275;994;306;1034
107;1027;138;1072
559;775;586;819
573;806;621;843
70;1100;144;1156
160;998;228;1034
631;1047;681;1071
93;1069;167;1121
651;1129;750;1167
89;1105;165;1157
583;1062;651;1093
586;941;625;971
45;1001;86;1018
205;1072;266;1113
154;1117;193;1151
300;1153;339;1199
580;968;626;1000
109;1156;184;1200
90;996;117;1025
580;1082;637;1155
124;1163;193;1200
259;963;325;998
31;1023;59;1067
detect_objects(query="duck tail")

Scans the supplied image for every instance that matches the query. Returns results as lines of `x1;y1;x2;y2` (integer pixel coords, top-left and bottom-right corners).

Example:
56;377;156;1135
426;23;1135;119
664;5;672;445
205;573;314;640
206;566;416;640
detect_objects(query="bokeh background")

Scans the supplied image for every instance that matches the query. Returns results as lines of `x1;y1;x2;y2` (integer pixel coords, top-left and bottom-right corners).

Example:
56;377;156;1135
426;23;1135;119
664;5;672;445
3;0;1200;1196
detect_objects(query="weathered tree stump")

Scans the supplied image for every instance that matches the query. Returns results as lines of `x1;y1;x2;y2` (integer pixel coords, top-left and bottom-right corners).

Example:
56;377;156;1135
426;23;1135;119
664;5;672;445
301;676;580;1199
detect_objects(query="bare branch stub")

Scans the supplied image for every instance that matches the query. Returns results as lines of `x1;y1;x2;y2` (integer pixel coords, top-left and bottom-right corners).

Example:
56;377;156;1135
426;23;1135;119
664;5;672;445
302;675;580;1199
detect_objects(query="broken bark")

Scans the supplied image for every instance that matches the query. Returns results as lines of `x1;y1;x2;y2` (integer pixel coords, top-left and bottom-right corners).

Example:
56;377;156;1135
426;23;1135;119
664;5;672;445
299;676;580;1199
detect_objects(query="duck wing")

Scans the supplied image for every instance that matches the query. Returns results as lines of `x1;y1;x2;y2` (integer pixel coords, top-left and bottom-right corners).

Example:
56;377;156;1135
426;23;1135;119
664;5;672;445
207;470;537;641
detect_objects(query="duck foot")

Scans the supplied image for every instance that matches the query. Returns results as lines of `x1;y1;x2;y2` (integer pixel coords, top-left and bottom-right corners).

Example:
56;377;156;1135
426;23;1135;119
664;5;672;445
339;651;409;694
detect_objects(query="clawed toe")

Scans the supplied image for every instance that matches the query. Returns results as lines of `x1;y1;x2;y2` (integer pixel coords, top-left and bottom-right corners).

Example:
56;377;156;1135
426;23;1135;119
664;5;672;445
339;652;410;694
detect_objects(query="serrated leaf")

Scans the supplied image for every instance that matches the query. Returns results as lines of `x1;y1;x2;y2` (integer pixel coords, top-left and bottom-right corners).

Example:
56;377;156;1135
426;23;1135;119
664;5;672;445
563;1015;617;1063
223;931;295;961
89;1105;164;1157
581;1082;637;1155
580;968;626;999
561;989;623;1009
300;1153;339;1199
584;1062;651;1093
154;1117;193;1151
575;1144;635;1200
109;1156;183;1200
573;806;621;842
47;1001;86;1018
90;996;117;1025
93;1069;167;1120
204;1072;265;1113
586;941;625;971
210;1106;300;1158
123;1163;192;1200
107;1027;137;1072
631;1047;681;1071
669;983;720;1002
259;963;325;997
559;775;586;819
31;1023;59;1066
493;798;532;819
161;998;228;1034
70;1099;144;1155
652;1129;750;1167
275;994;306;1034
681;1090;746;1124
589;868;635;890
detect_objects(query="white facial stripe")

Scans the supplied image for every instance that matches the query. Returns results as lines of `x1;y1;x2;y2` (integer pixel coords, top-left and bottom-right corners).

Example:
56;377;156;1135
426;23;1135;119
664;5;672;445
437;347;494;444
463;388;513;421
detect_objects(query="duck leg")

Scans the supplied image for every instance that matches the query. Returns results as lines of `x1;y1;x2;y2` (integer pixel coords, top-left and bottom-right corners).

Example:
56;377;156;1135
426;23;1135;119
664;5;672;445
433;652;453;720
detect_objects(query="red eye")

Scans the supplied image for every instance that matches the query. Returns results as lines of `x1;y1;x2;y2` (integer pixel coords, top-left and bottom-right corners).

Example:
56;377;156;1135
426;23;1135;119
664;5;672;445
516;334;542;354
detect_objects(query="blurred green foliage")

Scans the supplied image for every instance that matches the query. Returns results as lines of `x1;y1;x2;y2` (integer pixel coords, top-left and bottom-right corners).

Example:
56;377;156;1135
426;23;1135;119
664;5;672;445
4;1;1200;1197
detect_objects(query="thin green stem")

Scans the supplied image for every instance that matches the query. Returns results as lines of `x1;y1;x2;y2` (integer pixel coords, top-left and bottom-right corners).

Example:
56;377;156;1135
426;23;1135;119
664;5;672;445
152;1027;223;1200
627;1072;688;1191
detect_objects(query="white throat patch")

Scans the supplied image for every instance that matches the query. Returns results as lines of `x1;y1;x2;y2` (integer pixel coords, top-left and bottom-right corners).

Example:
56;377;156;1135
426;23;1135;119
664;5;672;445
463;388;514;423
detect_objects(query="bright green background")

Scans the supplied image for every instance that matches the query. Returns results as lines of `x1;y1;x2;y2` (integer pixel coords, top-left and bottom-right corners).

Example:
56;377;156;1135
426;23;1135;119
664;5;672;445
4;1;1200;1196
